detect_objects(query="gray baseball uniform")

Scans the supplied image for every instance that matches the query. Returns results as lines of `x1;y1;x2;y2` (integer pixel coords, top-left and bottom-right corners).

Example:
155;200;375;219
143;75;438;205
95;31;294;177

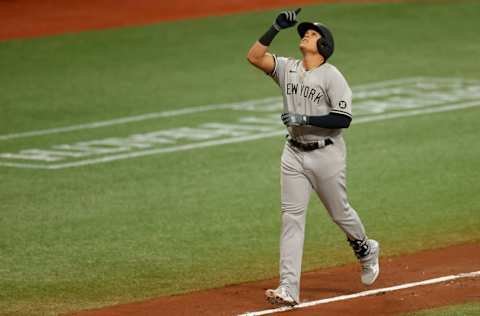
270;55;367;302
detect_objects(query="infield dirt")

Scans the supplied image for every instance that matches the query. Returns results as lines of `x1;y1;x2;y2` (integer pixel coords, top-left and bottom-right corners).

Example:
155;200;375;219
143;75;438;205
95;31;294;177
69;242;480;315
0;0;405;41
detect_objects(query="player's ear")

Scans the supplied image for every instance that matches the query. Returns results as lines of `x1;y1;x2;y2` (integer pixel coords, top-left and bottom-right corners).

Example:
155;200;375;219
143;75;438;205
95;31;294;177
316;37;324;53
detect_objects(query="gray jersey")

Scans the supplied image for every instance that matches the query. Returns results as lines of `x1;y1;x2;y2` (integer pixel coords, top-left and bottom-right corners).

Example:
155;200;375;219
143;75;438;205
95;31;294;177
270;55;352;142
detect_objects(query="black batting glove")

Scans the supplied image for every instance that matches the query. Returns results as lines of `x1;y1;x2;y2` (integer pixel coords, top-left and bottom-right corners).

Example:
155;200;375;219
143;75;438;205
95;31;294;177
273;8;301;31
281;112;308;126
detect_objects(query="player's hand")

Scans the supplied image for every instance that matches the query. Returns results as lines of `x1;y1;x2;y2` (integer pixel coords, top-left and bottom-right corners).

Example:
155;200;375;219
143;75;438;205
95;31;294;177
273;8;301;31
281;112;308;126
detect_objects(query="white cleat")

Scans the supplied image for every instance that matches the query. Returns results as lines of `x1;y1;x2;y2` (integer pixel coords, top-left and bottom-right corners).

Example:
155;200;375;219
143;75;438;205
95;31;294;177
265;287;297;307
360;239;380;285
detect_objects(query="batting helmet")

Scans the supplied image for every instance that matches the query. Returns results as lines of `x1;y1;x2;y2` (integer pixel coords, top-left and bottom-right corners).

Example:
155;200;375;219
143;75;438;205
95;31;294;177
297;22;334;60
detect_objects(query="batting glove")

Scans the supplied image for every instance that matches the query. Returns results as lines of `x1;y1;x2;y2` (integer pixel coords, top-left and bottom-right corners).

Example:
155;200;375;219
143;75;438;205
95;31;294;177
273;8;301;31
281;112;308;126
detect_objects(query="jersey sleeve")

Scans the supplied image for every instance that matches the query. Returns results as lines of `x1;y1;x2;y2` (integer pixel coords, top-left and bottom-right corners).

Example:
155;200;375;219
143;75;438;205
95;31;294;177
269;54;289;87
326;68;353;118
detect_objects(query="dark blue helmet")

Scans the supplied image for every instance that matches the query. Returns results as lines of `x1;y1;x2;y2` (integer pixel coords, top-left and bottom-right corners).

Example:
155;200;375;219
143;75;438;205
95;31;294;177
297;22;335;60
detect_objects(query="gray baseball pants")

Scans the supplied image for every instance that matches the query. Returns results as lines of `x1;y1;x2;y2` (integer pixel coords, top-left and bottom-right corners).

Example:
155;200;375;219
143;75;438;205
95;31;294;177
279;136;367;302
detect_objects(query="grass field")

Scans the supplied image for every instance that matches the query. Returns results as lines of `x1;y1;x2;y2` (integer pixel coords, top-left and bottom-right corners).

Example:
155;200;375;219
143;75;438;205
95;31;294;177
1;1;480;315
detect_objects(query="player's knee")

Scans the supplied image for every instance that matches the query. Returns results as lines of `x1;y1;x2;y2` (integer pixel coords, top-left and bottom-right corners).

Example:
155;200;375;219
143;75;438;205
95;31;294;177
281;202;306;215
282;212;305;230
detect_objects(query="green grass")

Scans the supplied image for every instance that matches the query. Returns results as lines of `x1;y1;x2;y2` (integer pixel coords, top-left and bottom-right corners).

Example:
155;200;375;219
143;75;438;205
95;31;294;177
1;1;480;315
402;302;480;316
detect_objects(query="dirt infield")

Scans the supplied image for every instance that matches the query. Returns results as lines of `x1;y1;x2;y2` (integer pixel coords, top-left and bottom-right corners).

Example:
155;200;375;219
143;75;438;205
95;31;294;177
70;242;480;316
0;0;404;41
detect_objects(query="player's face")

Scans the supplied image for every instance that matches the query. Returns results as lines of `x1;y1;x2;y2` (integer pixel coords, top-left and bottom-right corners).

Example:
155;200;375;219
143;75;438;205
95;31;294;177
299;29;321;54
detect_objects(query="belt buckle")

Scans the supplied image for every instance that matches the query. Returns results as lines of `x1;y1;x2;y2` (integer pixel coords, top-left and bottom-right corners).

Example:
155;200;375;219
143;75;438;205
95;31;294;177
305;142;318;151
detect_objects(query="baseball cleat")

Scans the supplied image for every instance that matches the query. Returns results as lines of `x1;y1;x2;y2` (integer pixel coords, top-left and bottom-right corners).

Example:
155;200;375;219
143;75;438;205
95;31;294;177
265;287;297;307
360;239;380;285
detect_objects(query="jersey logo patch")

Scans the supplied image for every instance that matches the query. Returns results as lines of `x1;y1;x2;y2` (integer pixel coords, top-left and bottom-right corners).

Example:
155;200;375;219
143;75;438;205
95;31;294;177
339;100;347;109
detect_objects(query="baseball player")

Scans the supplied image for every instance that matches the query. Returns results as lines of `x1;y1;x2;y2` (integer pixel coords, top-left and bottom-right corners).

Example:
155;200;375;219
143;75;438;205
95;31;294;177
246;8;380;306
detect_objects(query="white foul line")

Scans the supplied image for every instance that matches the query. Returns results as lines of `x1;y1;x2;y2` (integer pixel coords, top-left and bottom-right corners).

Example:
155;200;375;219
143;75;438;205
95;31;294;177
31;130;286;170
0;97;283;141
1;100;479;170
0;77;443;141
352;100;480;124
0;103;238;141
238;270;480;316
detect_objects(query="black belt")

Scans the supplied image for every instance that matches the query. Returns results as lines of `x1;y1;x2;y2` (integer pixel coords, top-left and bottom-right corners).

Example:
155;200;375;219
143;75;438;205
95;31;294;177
287;136;333;151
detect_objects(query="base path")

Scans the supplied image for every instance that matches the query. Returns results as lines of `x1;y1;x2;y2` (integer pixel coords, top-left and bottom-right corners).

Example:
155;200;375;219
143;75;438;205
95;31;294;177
70;241;480;316
0;0;401;41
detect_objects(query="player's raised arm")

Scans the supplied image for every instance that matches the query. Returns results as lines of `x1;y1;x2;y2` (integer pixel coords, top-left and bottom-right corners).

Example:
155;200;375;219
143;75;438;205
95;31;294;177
246;8;301;74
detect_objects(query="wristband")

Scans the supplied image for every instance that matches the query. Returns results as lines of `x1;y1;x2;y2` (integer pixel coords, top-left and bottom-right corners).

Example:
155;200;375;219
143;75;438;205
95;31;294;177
259;25;279;46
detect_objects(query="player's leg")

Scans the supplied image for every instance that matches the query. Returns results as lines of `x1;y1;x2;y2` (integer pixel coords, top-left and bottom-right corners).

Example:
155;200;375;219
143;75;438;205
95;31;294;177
268;144;312;305
304;142;380;285
309;168;365;240
308;167;380;285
